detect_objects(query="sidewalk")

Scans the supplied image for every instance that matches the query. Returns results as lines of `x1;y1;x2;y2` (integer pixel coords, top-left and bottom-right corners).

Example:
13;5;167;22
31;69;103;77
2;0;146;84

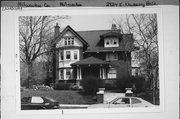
59;104;88;109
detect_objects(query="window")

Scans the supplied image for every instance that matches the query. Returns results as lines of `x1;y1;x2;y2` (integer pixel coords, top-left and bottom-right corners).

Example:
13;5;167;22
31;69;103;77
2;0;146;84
71;38;74;45
31;97;44;104
74;51;78;60
106;53;118;61
114;98;130;104
59;51;64;60
108;68;117;78
113;40;117;45
60;70;64;80
114;53;118;60
64;38;67;45
64;37;74;46
68;38;71;45
66;69;71;79
66;51;71;59
131;98;141;104
105;39;119;47
106;40;109;45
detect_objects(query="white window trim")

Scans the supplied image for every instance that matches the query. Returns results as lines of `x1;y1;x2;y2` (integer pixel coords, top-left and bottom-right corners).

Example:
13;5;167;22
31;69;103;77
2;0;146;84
64;37;75;46
104;38;119;47
65;50;71;60
59;69;64;80
107;68;117;79
74;51;78;60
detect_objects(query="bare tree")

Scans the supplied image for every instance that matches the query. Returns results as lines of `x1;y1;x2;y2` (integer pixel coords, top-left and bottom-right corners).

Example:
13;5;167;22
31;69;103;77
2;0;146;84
113;14;158;104
19;15;70;88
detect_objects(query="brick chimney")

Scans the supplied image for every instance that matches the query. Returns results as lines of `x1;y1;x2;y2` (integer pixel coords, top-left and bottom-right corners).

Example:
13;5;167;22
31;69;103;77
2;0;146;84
52;23;60;84
54;23;60;39
111;24;117;30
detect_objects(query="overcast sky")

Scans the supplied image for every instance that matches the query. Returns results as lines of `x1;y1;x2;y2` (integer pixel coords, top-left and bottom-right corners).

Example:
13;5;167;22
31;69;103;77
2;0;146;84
59;14;123;31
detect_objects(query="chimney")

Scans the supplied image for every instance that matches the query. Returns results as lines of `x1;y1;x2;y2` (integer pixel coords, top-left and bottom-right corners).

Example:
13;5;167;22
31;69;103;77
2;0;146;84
111;24;117;30
54;23;60;39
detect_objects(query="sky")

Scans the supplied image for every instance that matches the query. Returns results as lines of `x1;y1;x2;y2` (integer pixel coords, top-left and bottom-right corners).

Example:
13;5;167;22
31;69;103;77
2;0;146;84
58;14;123;31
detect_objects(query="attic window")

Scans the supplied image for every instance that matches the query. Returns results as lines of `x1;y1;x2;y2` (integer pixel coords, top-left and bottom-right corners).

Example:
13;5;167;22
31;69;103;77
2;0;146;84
113;40;117;45
106;41;110;45
64;37;74;46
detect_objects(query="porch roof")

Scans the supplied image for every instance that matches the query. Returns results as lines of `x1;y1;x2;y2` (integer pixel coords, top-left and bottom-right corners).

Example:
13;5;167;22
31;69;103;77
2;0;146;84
71;56;109;66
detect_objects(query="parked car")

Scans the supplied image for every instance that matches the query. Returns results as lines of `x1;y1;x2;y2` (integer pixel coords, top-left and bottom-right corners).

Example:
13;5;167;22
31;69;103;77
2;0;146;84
88;97;154;108
21;96;60;110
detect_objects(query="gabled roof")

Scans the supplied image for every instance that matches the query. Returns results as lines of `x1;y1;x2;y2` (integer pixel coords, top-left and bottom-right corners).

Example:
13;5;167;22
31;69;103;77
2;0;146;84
56;25;89;46
71;56;109;66
77;30;110;49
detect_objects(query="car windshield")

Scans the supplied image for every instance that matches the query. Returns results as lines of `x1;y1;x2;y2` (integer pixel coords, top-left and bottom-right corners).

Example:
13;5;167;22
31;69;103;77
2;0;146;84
108;97;130;104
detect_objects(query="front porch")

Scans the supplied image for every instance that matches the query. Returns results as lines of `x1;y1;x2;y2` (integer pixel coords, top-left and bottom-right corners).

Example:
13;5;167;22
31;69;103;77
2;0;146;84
71;56;112;81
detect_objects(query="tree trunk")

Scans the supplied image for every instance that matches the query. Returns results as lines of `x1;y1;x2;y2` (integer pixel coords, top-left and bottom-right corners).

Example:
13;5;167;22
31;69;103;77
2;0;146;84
27;63;33;88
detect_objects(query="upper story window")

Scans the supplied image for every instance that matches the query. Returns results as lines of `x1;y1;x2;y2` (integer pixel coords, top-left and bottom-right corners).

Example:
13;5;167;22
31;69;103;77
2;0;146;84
104;38;119;47
74;51;78;60
64;37;74;46
60;50;79;61
66;51;71;60
59;51;64;61
106;53;118;61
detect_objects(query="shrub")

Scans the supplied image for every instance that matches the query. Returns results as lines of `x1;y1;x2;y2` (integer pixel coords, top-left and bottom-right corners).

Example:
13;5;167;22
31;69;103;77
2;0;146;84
132;76;146;93
116;76;146;93
53;82;72;90
80;76;99;95
116;76;132;92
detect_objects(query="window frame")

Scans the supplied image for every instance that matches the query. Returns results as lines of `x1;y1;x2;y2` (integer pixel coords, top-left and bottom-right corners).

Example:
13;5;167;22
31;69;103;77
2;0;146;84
64;37;74;46
66;69;71;79
107;67;117;78
59;69;64;80
59;51;64;61
66;51;71;60
74;51;78;60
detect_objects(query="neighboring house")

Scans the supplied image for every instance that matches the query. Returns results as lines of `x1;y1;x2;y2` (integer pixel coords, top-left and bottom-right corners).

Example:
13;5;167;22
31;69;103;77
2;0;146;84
54;23;136;85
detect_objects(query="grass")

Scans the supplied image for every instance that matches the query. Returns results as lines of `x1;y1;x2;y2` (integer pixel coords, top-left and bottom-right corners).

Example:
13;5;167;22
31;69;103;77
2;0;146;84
21;90;97;104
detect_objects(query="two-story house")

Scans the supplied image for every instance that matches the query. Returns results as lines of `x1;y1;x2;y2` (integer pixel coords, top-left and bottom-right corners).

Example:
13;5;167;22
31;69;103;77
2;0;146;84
54;23;134;85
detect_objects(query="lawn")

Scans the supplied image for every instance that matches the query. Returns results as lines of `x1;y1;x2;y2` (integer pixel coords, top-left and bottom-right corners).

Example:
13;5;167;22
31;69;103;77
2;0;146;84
21;90;97;104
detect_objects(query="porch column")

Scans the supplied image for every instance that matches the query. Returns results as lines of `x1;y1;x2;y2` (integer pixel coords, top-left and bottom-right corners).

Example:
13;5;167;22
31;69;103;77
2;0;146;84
77;66;79;80
100;66;102;79
102;67;105;79
79;67;82;80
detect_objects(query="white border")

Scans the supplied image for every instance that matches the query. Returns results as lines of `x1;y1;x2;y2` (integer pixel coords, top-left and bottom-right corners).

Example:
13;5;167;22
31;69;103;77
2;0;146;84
14;7;164;115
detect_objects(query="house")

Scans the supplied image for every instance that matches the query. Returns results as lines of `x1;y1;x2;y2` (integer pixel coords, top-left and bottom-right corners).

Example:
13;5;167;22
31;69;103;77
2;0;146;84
54;23;135;86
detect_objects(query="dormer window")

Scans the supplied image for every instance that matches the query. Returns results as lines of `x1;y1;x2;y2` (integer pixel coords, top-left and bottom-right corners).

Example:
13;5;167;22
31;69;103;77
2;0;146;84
106;41;110;45
104;38;119;47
